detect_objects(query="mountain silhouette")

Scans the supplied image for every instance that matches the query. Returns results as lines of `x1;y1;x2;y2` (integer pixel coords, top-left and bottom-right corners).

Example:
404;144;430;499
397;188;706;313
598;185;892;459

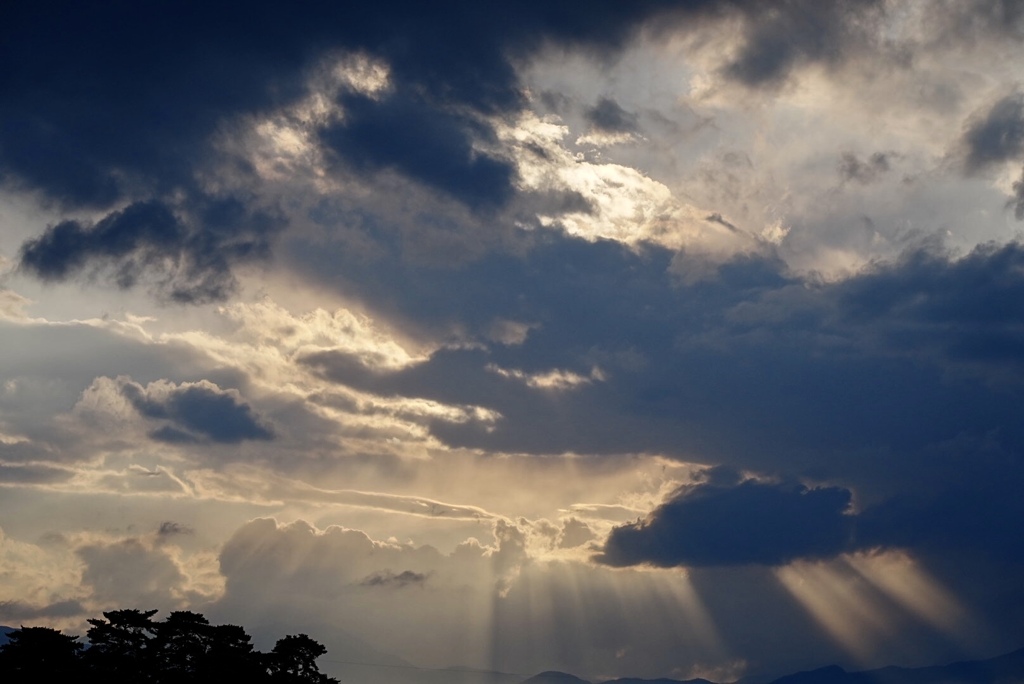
523;671;593;684
771;665;853;684
514;648;1024;684
602;678;716;684
833;648;1024;684
608;649;1024;684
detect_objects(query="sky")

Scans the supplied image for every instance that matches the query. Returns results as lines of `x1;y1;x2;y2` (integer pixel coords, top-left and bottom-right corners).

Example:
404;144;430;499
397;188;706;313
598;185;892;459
2;1;1024;681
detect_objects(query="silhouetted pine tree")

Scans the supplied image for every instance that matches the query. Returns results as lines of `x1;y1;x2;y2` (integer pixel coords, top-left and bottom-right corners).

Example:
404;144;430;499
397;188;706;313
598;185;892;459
0;625;83;683
0;609;338;683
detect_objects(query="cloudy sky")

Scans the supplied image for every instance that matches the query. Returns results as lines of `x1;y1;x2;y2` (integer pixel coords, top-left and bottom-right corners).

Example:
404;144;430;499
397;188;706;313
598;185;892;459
2;1;1024;681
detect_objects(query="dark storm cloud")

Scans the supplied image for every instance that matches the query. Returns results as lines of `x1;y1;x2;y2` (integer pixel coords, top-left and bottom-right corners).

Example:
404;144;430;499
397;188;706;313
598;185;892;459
584;97;639;133
299;232;1023;456
859;481;1024;563
0;0;703;210
298;231;1024;564
119;378;274;444
834;241;1024;373
598;464;1024;568
596;478;855;567
321;92;515;210
19;202;181;282
18;197;283;303
1;2;311;209
3;0;874;298
301;346;532;410
148;425;202;444
724;0;882;87
962;92;1024;173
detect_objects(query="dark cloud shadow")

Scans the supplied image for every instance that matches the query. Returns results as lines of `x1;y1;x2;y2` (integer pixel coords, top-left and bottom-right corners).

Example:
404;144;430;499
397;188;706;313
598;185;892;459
584;97;639;134
18;196;284;303
120;378;274;444
962;92;1024;174
723;1;882;88
321;92;515;211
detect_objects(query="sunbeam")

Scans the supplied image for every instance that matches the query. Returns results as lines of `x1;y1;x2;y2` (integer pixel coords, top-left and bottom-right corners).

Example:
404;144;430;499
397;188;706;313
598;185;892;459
843;551;980;649
777;557;898;663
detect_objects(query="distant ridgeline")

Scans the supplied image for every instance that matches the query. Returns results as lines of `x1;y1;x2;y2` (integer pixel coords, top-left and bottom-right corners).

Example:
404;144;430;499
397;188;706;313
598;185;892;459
0;608;338;683
521;648;1024;684
760;649;1024;684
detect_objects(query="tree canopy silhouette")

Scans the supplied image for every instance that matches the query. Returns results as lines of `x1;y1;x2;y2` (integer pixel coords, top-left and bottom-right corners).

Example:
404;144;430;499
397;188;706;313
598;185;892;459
0;609;338;683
